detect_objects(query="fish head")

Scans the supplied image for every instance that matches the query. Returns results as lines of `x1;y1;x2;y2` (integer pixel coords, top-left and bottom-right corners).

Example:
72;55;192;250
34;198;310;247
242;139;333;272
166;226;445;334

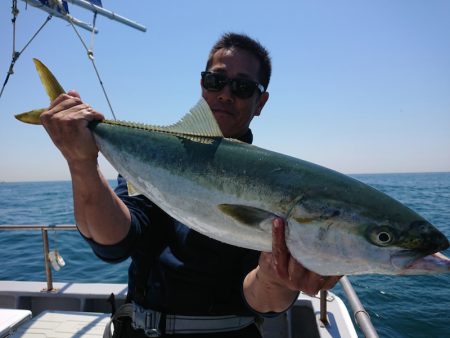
285;190;449;276
363;218;449;275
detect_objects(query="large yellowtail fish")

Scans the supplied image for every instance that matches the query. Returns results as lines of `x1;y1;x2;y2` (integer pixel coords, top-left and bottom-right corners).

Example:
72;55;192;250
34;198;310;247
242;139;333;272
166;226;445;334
16;59;450;276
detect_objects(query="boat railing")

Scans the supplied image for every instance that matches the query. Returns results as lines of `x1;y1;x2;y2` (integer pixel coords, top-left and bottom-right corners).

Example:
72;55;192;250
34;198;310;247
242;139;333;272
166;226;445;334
0;224;379;337
1;224;77;292
341;275;379;338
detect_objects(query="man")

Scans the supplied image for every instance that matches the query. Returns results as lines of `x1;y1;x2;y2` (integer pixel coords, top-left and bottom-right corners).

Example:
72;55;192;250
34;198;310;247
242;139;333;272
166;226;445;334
41;33;340;337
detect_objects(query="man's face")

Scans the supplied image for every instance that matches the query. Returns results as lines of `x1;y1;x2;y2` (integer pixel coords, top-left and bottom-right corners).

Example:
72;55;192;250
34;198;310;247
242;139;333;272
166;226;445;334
201;48;269;139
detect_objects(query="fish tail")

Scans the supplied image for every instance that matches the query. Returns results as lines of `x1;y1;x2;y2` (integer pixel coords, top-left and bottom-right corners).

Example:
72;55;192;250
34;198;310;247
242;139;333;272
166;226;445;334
15;58;66;125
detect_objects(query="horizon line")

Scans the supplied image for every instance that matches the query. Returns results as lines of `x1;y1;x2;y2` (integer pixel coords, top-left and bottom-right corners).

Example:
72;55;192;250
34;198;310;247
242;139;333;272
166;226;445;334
1;170;449;184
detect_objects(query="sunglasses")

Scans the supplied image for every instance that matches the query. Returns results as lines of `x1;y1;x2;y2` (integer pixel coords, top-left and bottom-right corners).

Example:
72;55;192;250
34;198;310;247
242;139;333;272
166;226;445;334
201;71;265;99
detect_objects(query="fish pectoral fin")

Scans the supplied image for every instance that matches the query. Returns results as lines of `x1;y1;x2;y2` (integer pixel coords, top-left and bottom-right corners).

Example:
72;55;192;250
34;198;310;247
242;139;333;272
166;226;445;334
218;204;277;230
15;108;46;125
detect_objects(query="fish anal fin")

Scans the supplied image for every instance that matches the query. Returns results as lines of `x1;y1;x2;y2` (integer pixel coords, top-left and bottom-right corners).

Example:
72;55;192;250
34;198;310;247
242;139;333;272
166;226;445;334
218;204;276;231
127;182;143;197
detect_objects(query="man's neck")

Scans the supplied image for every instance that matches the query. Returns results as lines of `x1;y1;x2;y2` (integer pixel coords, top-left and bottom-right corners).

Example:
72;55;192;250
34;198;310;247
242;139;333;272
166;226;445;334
237;129;253;144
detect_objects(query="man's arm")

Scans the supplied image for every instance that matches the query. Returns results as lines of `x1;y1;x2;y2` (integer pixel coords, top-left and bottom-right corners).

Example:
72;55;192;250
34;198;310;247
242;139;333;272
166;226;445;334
41;91;131;245
243;218;341;313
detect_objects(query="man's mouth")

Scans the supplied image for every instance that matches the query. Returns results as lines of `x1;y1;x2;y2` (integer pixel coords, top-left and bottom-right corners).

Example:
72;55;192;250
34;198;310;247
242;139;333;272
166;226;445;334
212;108;233;116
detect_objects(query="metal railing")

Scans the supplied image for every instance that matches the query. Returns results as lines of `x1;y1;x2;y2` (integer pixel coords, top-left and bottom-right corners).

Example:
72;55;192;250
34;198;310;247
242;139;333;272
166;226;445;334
0;224;378;337
341;275;379;338
0;224;77;291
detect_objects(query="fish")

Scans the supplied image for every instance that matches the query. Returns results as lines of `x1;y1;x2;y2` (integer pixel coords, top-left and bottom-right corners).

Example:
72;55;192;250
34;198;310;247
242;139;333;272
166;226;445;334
15;58;450;276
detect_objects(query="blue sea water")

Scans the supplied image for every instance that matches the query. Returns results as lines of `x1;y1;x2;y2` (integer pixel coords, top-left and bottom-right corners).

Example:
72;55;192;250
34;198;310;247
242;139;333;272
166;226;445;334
0;173;449;337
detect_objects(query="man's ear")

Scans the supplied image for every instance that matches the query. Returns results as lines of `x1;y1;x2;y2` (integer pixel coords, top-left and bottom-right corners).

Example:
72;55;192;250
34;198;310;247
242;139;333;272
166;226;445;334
255;91;269;117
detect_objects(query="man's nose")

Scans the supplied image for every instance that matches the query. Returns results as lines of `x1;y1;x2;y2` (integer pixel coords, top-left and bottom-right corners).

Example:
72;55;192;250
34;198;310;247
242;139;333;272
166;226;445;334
217;84;234;102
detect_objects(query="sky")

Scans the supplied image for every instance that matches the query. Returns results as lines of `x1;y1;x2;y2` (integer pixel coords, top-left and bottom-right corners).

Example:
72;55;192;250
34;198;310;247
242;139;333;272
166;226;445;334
0;0;449;182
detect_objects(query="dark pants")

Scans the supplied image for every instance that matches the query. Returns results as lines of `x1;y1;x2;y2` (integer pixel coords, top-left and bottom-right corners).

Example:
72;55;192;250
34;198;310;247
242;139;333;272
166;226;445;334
112;317;262;338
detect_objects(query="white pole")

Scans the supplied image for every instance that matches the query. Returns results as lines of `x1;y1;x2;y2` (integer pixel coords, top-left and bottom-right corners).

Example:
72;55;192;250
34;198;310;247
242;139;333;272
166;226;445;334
65;0;147;32
21;0;97;32
340;276;379;338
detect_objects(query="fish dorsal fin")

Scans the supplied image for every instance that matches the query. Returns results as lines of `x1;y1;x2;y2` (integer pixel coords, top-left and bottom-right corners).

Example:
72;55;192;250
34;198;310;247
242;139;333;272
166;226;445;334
102;98;223;143
164;98;223;138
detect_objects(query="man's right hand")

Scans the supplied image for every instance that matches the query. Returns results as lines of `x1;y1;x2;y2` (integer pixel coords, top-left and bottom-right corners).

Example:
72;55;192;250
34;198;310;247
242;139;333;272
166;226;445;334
40;91;131;244
40;90;104;166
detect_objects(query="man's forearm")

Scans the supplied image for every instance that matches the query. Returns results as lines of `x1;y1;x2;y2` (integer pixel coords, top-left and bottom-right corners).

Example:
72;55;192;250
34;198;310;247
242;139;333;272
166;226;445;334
70;160;131;245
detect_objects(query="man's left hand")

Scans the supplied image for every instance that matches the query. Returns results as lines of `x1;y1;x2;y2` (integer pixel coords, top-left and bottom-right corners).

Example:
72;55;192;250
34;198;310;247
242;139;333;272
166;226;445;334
258;218;341;296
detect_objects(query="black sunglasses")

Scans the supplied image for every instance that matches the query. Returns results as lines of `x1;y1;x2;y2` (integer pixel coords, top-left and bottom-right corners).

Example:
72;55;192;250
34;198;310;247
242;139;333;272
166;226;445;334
201;71;265;99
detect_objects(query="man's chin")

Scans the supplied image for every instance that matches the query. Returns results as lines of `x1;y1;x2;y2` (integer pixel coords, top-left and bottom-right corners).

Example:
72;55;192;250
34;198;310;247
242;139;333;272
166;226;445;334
213;115;233;133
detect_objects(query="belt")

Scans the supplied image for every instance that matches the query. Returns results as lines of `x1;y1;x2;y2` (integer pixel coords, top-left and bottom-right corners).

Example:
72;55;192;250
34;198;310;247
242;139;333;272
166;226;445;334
103;303;256;337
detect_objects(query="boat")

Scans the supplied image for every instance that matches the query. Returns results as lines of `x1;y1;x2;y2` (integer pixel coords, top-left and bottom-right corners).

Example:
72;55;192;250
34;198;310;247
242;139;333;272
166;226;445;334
0;224;379;338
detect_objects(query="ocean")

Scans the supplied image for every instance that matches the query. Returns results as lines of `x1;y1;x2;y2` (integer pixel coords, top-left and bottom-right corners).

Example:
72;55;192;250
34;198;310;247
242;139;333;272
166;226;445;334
0;172;449;338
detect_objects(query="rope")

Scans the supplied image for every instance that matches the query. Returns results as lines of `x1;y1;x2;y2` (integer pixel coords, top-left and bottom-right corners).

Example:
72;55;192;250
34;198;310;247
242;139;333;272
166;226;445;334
88;11;98;60
0;0;52;99
2;0;117;122
67;12;117;120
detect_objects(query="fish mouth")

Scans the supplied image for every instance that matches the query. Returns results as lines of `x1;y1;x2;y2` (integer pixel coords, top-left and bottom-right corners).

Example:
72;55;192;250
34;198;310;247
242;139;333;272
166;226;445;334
391;227;449;270
391;250;450;274
406;252;450;273
391;250;421;270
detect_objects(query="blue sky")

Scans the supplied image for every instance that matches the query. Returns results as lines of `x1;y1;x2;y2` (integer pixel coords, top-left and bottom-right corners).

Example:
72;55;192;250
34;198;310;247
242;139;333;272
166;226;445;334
1;0;449;181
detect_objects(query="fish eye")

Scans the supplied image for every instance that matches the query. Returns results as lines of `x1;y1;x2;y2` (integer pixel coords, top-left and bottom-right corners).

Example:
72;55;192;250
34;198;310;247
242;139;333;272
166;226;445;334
367;226;397;247
377;232;392;244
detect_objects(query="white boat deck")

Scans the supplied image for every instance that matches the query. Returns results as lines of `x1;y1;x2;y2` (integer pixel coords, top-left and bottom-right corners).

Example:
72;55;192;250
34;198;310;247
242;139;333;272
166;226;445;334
0;309;32;338
0;281;358;338
10;311;110;338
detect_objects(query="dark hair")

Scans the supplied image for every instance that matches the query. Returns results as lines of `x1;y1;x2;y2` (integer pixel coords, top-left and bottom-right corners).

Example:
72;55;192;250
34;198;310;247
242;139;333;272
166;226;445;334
205;32;272;91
